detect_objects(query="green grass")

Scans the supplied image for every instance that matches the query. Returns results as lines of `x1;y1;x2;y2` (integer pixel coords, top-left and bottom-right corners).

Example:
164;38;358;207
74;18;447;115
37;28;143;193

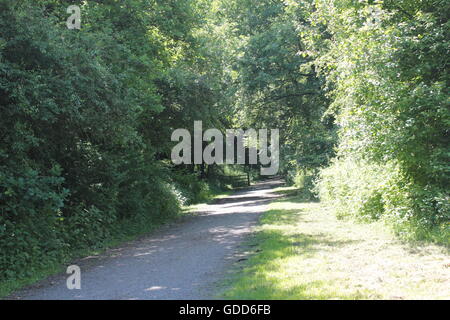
221;186;450;300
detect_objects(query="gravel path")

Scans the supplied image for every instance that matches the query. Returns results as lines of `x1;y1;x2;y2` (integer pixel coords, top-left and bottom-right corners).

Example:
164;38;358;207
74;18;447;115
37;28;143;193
8;178;283;300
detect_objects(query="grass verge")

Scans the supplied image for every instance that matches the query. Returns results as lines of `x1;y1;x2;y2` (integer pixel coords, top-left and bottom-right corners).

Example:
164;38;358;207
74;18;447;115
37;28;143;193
221;186;450;299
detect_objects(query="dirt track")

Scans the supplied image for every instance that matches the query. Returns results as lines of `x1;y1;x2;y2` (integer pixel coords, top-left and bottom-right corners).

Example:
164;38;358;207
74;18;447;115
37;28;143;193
9;178;283;300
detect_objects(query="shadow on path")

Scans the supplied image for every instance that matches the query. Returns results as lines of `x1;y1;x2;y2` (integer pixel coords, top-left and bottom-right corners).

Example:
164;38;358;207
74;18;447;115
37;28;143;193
8;177;284;300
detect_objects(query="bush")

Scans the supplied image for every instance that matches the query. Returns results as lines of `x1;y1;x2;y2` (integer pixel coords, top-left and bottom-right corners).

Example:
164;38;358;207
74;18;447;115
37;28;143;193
317;158;389;220
317;157;449;244
288;168;318;201
170;172;212;205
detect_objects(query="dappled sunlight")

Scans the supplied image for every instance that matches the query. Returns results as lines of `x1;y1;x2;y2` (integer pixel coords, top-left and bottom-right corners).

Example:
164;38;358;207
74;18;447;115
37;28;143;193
222;191;450;300
8;178;287;299
145;286;166;291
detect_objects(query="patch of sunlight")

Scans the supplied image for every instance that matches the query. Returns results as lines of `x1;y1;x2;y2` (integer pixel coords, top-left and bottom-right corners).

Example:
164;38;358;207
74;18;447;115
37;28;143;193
182;191;233;214
145;286;166;291
272;186;297;193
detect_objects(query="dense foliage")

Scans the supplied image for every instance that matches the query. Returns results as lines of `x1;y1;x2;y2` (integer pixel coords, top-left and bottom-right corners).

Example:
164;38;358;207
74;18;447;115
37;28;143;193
309;0;449;243
213;0;449;243
0;0;228;281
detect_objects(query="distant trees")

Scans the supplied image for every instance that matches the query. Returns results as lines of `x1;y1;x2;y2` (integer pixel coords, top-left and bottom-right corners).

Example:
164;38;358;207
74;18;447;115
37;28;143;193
217;0;336;180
